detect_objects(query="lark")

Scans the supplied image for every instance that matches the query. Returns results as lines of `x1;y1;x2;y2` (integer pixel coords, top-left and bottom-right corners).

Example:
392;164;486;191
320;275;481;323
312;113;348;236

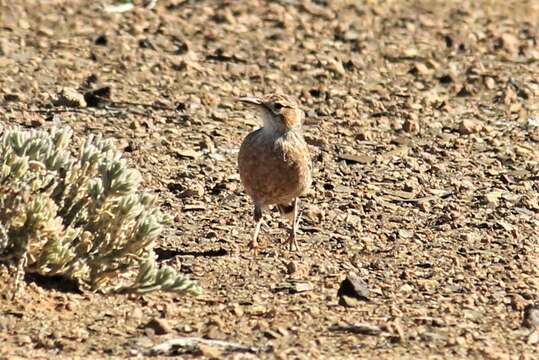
237;94;312;255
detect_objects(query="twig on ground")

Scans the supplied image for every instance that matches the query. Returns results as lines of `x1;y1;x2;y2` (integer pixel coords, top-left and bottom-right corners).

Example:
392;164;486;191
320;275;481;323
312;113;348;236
144;337;260;356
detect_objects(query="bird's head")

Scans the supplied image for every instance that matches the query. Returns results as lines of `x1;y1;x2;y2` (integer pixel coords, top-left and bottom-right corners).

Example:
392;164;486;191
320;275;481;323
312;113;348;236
238;94;303;134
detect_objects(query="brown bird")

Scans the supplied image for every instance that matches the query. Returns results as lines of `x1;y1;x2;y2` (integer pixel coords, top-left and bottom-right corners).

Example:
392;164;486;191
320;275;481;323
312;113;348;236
237;94;312;255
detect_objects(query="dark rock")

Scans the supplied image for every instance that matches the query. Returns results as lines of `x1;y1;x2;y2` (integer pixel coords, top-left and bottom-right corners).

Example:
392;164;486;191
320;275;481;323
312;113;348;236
522;304;539;328
84;86;111;107
337;273;369;301
143;318;172;335
95;34;108;46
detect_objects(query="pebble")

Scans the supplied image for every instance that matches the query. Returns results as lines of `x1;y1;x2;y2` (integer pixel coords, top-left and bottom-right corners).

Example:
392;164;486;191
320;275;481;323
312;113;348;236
458;119;482;135
484;191;502;207
199;344;223;358
403;118;420;133
54;87;87;108
522;304;539;328
143;318;172;335
304;205;325;224
337;273;369;301
286;261;297;275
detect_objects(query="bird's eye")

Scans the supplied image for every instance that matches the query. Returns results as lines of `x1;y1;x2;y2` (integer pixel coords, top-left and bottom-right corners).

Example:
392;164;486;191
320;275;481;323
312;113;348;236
273;102;284;111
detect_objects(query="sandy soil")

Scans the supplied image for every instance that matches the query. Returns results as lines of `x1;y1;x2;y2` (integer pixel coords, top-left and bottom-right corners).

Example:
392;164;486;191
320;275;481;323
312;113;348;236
0;0;538;358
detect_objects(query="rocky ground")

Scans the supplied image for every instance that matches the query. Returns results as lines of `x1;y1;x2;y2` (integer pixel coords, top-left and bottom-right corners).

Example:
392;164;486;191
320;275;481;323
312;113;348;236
1;0;538;358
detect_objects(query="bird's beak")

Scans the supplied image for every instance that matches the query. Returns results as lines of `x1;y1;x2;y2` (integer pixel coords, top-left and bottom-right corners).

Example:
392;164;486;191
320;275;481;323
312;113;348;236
237;97;264;107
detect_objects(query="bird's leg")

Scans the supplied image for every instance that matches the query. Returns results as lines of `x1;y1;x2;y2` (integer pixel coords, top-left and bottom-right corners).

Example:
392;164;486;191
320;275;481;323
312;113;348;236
285;198;300;252
249;205;263;256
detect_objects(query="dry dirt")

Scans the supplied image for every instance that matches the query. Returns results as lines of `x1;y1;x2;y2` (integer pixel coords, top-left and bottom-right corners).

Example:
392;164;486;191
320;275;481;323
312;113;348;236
1;0;539;359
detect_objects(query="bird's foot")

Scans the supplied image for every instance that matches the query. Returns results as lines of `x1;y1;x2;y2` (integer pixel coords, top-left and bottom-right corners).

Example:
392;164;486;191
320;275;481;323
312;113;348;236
284;233;300;252
248;240;259;257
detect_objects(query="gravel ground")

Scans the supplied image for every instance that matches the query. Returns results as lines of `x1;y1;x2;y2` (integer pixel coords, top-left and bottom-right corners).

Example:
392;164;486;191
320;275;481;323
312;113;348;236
0;0;538;358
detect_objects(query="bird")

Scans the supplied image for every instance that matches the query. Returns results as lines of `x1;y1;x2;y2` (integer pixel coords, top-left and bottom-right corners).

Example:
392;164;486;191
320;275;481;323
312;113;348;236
237;94;312;255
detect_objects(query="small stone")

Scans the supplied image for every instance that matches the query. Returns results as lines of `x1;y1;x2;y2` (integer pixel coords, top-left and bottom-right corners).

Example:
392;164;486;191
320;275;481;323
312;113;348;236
522;304;539;329
402;118;420;133
484;191;502;207
337;273;369;301
15;335;32;345
264;329;281;339
397;229;413;239
182;182;205;198
286;261;297;275
143;318;172;335
132;336;154;348
248;305;267;315
439;74;453;84
130;307;144;320
400;284;414;293
527;330;539;345
498;33;519;54
325;56;346;76
232;304;244;317
458;119;482;135
345;213;362;230
54;87;87;108
290;281;313;293
463;308;482;321
95;34;108;46
411;62;430;75
182;324;193;333
183;203;206;211
198;344;223;358
276;281;313;294
304;205;325;223
173;148;202;159
205;326;226;341
30;118;44;127
456;84;475;97
496;219;513;231
37;26;54;37
527;117;539;127
418;200;431;212
457;179;475;191
84;85;112;107
4;93;21;102
356;130;373;140
331;323;382;335
484;76;496;90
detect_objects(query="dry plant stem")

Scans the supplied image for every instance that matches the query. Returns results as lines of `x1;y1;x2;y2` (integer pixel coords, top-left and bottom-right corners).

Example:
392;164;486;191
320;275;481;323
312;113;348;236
0;223;8;253
12;249;28;299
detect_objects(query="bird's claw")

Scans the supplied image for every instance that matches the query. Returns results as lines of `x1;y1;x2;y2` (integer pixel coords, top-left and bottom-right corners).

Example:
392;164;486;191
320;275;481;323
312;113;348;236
285;233;300;252
248;240;259;257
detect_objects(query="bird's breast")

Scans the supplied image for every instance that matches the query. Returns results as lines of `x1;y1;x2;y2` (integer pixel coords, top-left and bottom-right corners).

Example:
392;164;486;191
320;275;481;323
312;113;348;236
238;129;312;206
